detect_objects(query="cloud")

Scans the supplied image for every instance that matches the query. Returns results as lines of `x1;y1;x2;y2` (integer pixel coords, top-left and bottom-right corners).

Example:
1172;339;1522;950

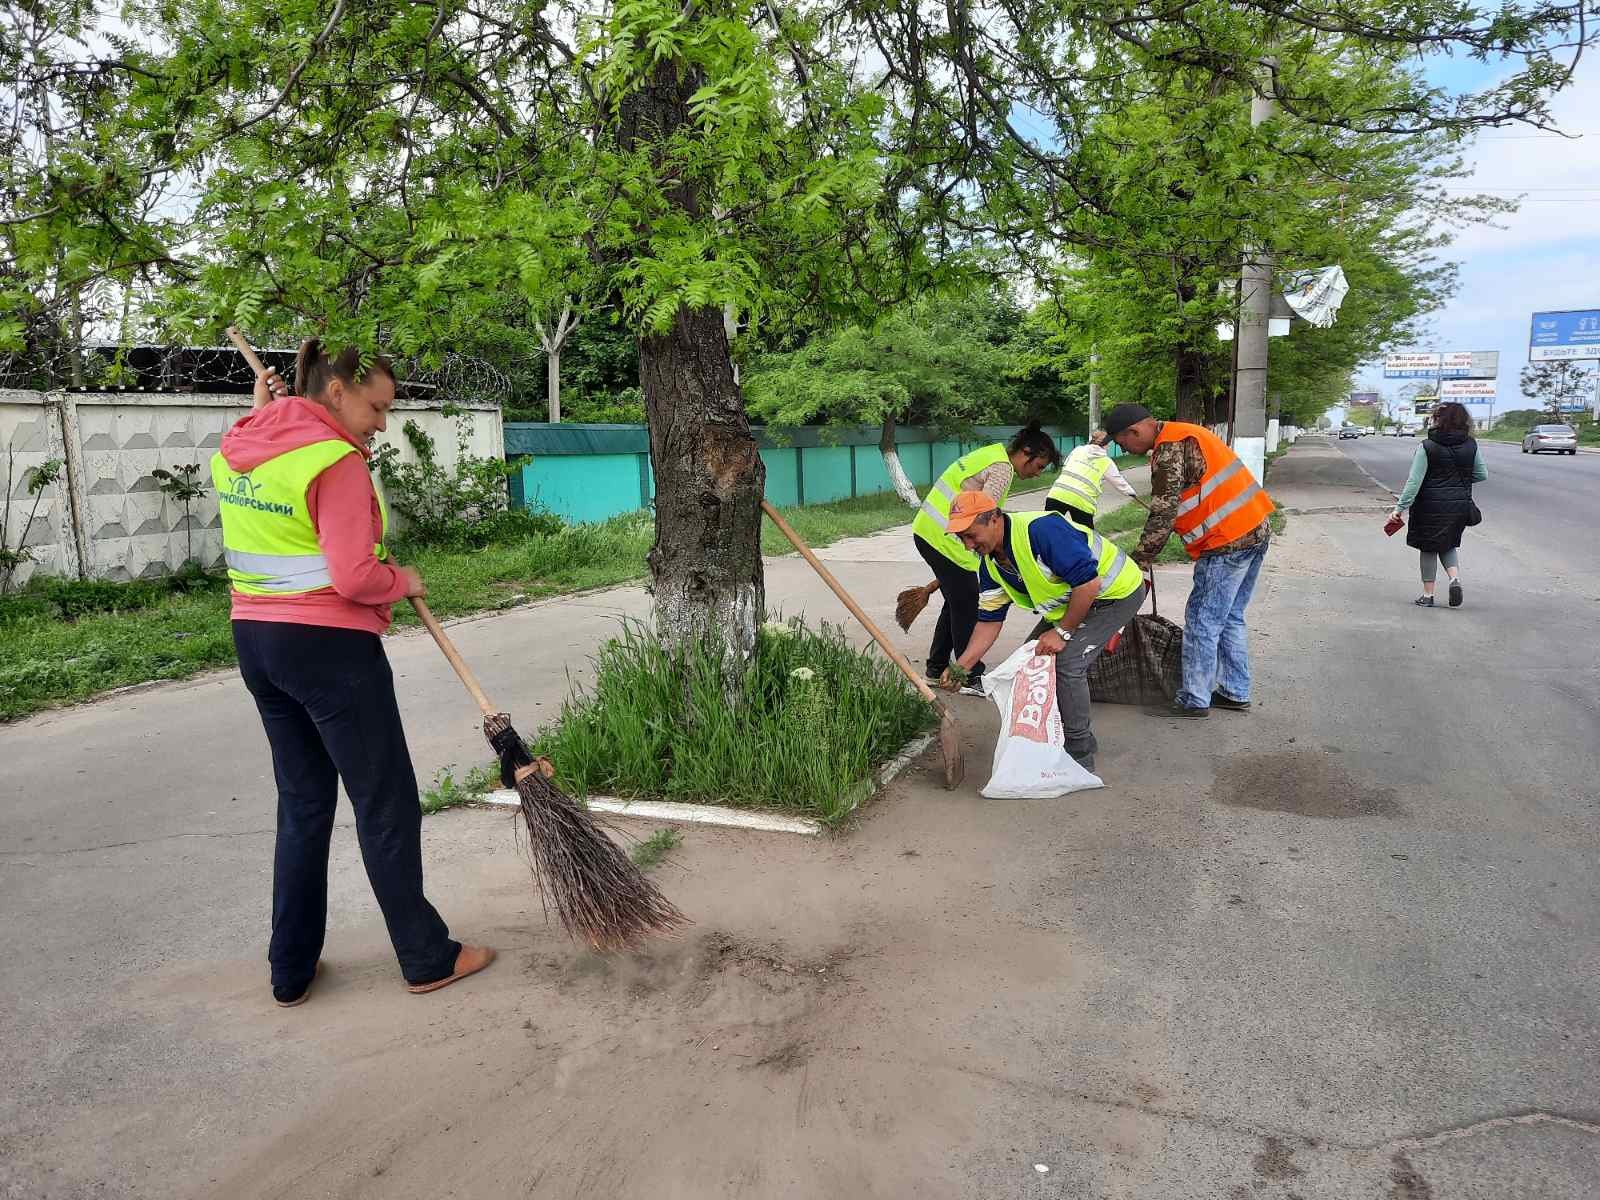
1345;60;1600;414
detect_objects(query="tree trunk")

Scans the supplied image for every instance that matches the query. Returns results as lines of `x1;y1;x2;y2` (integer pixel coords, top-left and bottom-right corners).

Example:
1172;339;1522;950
880;412;920;507
639;309;765;660
1174;344;1209;424
620;52;765;661
547;349;561;424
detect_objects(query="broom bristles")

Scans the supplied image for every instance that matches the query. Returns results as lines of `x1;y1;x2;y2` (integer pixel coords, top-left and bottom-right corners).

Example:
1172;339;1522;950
895;580;939;632
484;713;688;951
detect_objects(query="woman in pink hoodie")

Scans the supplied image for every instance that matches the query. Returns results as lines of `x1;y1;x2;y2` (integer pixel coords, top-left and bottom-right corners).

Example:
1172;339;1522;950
217;340;494;1007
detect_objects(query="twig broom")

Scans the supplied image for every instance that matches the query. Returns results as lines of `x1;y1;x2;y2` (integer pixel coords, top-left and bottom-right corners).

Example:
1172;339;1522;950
895;580;939;631
226;325;684;949
411;601;687;950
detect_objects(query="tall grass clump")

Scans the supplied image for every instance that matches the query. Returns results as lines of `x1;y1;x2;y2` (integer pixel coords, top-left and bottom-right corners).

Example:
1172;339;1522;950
535;619;934;822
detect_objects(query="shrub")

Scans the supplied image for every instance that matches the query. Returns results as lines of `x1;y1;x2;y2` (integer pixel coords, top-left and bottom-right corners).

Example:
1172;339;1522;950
374;409;525;547
534;618;933;822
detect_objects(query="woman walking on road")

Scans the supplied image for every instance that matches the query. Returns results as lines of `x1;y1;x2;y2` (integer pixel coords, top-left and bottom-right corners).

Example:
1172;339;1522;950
911;422;1061;694
1387;401;1487;608
213;340;495;1008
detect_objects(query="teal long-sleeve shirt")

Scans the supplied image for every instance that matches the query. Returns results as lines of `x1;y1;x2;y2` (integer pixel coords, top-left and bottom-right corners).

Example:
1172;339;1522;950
1395;443;1487;512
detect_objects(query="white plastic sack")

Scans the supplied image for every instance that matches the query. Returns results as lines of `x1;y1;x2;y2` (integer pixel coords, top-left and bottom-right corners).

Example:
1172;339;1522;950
979;641;1104;799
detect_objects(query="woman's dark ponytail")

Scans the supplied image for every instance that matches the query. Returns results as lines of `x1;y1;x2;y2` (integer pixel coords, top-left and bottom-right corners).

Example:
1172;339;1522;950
293;337;394;399
1008;418;1062;469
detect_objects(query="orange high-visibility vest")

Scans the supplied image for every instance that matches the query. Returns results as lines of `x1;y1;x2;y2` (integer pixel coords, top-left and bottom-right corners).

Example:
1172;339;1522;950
1154;422;1274;558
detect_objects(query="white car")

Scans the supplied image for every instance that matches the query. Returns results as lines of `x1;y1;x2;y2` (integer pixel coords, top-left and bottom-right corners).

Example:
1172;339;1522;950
1523;424;1579;455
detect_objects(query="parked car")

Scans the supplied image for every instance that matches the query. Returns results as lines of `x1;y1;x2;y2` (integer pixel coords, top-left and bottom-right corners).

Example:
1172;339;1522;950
1523;424;1579;455
1339;426;1362;439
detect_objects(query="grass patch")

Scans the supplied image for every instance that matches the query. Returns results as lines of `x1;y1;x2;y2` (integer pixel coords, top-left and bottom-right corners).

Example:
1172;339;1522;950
0;487;942;723
420;762;499;814
629;828;683;869
1093;500;1188;564
533;618;934;823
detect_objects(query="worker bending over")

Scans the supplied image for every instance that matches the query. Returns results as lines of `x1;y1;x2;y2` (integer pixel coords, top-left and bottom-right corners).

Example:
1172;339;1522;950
1045;430;1138;529
910;422;1062;694
1104;404;1274;718
939;492;1147;773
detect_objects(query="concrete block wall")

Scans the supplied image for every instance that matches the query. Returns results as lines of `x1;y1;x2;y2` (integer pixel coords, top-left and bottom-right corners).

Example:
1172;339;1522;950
0;391;503;583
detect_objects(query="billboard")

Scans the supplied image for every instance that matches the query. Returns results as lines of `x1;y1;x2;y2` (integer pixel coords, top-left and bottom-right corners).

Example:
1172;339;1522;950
1347;391;1380;407
1529;310;1600;361
1439;351;1499;379
1384;352;1440;379
1438;379;1496;400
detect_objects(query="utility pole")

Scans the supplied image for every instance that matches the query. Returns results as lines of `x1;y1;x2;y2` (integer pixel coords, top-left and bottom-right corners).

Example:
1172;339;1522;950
1232;58;1277;484
1088;344;1101;432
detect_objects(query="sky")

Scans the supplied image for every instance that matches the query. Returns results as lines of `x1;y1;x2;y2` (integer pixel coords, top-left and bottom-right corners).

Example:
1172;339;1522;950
1338;52;1599;424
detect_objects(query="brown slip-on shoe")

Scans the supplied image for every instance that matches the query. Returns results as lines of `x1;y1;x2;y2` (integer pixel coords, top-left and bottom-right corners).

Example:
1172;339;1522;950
407;944;496;995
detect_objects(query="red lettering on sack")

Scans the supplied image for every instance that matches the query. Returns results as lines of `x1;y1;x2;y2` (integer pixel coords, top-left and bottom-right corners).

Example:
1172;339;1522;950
1007;655;1057;744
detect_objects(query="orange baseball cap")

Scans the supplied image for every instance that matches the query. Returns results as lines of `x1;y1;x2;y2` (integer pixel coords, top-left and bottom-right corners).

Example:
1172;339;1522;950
944;490;999;533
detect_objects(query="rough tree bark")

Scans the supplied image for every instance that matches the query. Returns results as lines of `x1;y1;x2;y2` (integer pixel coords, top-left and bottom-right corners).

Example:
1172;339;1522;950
1174;344;1210;425
618;53;765;662
880;411;921;507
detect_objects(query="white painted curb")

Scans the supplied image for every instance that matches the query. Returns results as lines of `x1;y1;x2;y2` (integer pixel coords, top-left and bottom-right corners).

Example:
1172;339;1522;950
480;731;936;837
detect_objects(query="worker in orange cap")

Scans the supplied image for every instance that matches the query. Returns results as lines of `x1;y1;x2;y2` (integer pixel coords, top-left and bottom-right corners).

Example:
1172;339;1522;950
940;492;1147;773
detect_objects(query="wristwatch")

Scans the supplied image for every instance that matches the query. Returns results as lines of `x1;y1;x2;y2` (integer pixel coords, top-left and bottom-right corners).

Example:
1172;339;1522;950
1053;624;1074;641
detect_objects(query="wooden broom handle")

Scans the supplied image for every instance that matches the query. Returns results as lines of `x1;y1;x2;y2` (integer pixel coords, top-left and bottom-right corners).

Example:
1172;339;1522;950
411;598;498;717
226;326;270;378
760;500;946;709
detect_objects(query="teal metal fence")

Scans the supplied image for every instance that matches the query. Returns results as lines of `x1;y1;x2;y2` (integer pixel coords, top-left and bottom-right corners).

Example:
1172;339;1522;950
504;423;1086;524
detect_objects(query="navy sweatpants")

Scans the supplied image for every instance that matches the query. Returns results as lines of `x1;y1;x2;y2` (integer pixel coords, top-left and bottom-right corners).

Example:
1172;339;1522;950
234;621;459;989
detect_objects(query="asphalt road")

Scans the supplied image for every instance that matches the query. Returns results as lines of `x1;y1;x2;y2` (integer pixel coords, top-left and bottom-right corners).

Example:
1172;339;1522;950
1338;434;1600;589
4;436;1598;1198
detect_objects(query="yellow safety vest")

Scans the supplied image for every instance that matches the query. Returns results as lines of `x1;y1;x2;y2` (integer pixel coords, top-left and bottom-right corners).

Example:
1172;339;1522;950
911;443;1013;569
210;439;388;596
986;511;1144;623
1046;444;1114;516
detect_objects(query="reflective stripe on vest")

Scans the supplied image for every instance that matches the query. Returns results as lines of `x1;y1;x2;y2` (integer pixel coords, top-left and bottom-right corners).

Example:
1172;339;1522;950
910;443;1013;569
222;550;334;594
1047;446;1113;512
1155;422;1275;558
211;436;389;598
986;511;1145;623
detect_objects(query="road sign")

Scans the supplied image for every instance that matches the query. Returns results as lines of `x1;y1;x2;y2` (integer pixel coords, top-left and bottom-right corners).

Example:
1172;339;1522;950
1439;379;1496;400
1529;310;1600;361
1384;352;1440;378
1347;391;1380;407
1439;351;1499;379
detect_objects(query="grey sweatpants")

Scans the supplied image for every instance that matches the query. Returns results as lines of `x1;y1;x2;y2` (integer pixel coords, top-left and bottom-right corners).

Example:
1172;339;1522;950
1420;548;1459;583
1028;584;1147;757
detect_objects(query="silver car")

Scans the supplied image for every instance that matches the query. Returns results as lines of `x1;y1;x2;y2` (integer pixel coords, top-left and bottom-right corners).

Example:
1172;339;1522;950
1523;424;1579;455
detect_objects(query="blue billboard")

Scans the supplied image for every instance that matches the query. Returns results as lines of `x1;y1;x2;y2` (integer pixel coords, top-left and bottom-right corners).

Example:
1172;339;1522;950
1529;310;1600;361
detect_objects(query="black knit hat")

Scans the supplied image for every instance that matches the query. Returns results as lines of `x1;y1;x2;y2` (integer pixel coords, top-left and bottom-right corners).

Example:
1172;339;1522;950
1103;403;1153;437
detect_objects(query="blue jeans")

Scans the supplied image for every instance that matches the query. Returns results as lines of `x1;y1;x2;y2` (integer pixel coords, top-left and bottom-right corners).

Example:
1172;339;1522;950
1179;541;1269;709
